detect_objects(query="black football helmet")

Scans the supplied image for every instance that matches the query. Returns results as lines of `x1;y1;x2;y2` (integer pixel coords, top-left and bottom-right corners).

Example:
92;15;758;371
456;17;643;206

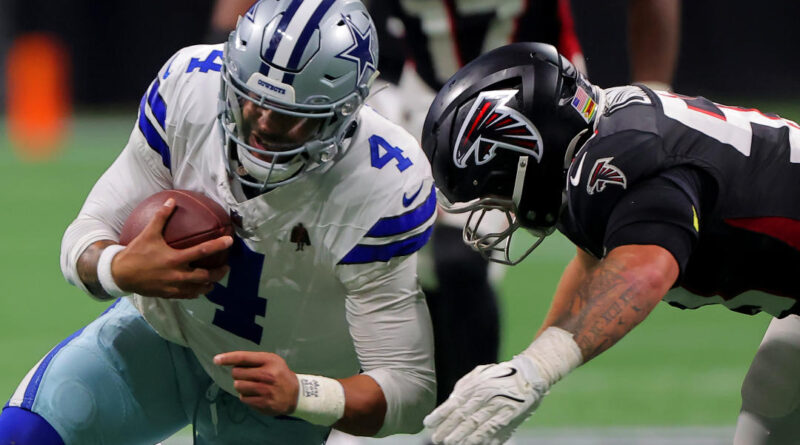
422;42;599;264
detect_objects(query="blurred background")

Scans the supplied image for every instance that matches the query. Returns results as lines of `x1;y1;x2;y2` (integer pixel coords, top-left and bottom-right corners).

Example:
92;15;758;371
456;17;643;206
1;0;798;443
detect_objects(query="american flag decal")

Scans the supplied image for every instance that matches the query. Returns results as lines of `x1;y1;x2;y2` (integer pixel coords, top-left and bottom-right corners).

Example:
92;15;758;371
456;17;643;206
571;86;597;123
453;90;543;168
587;157;627;195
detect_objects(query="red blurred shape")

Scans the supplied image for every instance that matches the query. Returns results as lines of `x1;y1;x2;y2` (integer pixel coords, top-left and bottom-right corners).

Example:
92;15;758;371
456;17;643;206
6;33;71;160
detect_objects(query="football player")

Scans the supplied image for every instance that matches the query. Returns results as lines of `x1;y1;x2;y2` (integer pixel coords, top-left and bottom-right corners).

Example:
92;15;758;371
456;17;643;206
365;0;681;411
366;0;587;410
0;1;436;444
421;42;800;445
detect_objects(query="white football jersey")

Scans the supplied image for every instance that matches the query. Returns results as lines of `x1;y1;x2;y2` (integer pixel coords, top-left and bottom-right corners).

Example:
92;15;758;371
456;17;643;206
61;44;436;414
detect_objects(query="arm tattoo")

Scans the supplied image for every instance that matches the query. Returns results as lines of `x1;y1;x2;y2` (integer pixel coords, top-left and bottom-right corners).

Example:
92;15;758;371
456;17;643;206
553;256;661;361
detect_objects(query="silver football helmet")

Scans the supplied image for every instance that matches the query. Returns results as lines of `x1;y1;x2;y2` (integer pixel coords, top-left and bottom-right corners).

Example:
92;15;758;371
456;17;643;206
219;0;379;193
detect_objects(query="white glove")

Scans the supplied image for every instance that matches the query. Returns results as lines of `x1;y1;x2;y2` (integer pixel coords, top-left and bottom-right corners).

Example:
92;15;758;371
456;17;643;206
424;355;548;445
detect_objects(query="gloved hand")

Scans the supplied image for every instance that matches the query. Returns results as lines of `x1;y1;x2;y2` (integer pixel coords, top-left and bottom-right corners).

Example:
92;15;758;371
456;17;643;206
424;354;549;445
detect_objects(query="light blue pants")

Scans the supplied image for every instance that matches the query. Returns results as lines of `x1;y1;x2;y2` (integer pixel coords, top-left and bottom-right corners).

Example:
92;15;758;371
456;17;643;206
5;298;330;445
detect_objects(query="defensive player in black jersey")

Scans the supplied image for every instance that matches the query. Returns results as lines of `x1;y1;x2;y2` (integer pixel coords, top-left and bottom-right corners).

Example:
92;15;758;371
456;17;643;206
366;0;681;411
421;42;800;445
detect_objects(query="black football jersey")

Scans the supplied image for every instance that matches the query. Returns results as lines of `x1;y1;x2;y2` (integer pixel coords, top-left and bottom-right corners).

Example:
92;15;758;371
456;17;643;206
558;85;800;318
371;0;582;90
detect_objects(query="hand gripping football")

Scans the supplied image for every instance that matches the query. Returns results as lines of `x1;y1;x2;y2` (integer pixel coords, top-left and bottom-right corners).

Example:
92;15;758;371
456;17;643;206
119;190;233;268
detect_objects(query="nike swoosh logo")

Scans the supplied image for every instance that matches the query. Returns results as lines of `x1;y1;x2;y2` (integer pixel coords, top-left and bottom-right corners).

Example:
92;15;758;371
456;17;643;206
489;394;526;404
402;184;424;207
493;368;518;379
569;153;586;187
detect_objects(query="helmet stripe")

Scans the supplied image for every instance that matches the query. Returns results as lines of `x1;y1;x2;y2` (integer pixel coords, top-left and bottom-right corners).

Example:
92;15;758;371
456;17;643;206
244;2;258;22
262;0;303;63
266;0;325;84
282;0;337;85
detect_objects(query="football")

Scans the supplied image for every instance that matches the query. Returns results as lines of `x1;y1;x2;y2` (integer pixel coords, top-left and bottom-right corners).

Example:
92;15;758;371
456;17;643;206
119;189;233;268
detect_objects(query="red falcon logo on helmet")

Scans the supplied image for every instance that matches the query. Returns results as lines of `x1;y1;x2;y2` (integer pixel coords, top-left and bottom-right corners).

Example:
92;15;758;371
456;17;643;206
453;90;543;168
587;157;627;195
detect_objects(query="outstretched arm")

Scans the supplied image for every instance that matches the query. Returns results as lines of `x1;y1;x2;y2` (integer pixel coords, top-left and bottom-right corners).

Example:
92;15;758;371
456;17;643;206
546;244;678;361
536;247;599;337
425;244;679;444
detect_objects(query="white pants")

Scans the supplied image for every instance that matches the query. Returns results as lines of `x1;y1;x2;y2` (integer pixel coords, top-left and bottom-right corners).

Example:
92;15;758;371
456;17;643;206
734;314;800;445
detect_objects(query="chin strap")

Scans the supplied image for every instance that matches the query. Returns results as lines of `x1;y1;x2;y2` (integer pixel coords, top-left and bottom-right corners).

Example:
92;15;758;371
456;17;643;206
511;155;529;211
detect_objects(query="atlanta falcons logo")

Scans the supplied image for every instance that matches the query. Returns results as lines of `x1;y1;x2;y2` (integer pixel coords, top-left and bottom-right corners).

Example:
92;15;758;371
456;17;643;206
587;157;627;194
453;90;543;168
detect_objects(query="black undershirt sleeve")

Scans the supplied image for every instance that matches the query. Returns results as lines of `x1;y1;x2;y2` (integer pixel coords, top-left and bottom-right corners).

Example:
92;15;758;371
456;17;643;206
604;169;703;277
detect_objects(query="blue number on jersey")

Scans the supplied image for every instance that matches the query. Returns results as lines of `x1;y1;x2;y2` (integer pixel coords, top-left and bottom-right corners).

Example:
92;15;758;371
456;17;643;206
370;135;413;172
187;50;223;74
206;237;267;344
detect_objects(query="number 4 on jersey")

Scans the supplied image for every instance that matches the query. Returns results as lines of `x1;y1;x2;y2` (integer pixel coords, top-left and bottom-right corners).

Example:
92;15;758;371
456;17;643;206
370;135;413;172
206;237;267;344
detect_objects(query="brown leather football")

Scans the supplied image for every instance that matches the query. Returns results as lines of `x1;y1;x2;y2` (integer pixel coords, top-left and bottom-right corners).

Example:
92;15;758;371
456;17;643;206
119;190;233;268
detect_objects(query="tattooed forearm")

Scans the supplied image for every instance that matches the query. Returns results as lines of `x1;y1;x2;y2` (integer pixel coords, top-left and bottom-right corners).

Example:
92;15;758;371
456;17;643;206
553;255;664;362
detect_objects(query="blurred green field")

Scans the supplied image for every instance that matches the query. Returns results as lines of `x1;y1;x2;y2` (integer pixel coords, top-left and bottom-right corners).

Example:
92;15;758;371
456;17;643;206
0;106;792;430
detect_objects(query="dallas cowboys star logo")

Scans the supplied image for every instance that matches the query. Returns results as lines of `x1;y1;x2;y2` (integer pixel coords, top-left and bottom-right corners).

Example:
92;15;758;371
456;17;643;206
336;14;376;83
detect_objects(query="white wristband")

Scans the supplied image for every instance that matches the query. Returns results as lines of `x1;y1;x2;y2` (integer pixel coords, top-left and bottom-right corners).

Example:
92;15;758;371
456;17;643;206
96;244;128;298
520;327;583;387
293;374;346;426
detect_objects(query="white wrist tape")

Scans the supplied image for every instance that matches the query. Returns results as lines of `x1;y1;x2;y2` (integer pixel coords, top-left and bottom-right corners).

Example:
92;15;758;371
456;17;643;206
96;244;128;298
520;327;583;387
293;374;345;426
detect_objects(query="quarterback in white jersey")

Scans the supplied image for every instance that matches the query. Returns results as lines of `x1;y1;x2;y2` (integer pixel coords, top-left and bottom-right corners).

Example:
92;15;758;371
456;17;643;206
0;1;436;444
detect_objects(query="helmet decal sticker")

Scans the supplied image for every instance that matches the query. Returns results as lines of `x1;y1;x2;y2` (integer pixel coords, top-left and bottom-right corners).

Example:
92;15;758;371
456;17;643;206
453;90;543;169
571;85;597;123
246;73;295;103
587;157;627;194
336;14;376;84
